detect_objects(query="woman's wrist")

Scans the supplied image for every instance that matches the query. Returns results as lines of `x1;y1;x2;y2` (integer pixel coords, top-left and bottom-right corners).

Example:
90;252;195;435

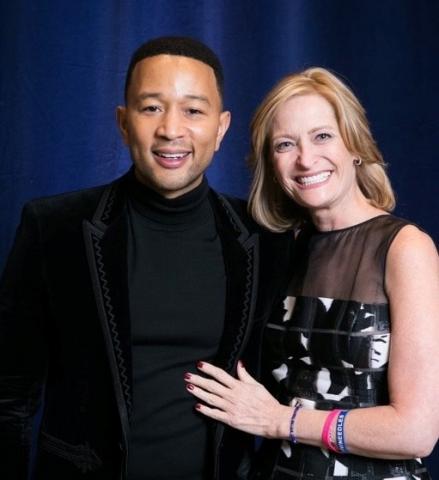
269;404;294;439
291;407;335;447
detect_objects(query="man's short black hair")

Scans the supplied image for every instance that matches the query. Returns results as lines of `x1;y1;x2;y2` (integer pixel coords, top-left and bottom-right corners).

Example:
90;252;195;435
124;36;224;103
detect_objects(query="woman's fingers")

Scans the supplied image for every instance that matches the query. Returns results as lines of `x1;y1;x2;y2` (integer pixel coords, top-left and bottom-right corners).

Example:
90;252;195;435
194;360;259;387
196;361;236;388
186;382;228;410
184;372;228;397
184;360;263;406
195;403;229;423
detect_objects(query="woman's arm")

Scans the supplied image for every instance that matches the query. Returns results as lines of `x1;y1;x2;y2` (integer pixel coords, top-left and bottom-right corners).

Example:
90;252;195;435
186;225;439;459
329;225;439;458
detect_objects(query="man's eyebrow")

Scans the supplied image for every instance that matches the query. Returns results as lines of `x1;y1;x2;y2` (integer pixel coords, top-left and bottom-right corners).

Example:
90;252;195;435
137;92;161;100
136;92;211;106
185;94;211;106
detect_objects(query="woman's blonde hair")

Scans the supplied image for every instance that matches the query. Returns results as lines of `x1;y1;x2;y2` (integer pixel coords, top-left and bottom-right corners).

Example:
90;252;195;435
248;67;395;232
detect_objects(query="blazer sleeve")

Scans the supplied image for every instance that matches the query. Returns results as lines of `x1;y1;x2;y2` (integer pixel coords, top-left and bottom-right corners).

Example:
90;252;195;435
0;203;49;478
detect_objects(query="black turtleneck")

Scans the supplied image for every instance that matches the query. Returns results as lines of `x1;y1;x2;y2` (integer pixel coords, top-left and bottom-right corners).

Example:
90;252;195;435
126;174;226;480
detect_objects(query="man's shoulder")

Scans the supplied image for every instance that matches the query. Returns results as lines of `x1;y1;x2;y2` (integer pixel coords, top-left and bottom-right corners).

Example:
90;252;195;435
23;176;123;221
28;183;106;207
209;189;293;245
214;192;249;220
208;190;257;234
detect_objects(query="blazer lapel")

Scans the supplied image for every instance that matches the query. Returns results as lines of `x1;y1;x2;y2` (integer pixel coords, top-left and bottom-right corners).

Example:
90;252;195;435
82;179;132;452
208;192;261;479
209;192;260;374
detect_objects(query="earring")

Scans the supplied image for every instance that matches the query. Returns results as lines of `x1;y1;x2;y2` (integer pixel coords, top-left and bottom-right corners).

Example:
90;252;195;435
353;158;362;166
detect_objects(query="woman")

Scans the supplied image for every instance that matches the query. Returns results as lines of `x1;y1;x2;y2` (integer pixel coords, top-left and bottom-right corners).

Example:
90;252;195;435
184;68;439;479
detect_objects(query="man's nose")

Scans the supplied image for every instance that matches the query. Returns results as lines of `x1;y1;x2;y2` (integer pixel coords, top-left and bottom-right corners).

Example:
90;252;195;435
156;109;185;140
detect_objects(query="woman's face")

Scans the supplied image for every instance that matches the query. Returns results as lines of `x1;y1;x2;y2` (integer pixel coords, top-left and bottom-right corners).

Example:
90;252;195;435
270;94;359;216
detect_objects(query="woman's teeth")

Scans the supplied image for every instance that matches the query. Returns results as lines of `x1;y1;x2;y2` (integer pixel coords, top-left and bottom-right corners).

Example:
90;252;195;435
297;171;331;186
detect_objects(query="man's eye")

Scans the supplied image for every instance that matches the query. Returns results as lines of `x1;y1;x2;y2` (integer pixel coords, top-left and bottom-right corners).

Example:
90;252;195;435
187;108;203;115
141;105;160;113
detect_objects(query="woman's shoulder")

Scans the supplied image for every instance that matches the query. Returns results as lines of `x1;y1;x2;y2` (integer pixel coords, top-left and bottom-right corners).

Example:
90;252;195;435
385;221;438;293
388;222;438;264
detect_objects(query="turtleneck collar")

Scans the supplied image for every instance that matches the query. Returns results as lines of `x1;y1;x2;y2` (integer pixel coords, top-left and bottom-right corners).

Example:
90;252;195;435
127;169;211;229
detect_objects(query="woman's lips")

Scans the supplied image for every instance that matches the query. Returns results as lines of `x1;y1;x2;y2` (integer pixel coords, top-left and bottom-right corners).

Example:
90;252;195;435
295;171;332;187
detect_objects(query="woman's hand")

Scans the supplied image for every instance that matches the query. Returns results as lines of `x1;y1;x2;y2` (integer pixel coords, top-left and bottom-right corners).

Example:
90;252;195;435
184;360;291;439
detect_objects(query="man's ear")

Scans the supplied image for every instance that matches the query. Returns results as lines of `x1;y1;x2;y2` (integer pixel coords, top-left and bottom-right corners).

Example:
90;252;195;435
116;106;129;145
215;111;231;151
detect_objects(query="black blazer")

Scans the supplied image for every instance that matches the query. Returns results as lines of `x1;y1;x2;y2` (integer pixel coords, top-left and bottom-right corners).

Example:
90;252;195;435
0;172;293;480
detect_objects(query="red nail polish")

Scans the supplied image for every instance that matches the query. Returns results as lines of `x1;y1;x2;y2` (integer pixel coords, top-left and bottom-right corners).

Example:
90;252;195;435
184;373;191;380
195;403;202;410
239;360;245;368
186;384;194;391
197;361;204;369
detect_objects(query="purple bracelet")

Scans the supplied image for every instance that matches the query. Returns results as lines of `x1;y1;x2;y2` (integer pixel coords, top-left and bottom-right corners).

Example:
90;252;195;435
289;404;302;444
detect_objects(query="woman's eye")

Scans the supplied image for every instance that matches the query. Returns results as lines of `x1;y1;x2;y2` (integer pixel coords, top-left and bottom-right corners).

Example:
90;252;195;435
316;132;332;141
275;141;294;152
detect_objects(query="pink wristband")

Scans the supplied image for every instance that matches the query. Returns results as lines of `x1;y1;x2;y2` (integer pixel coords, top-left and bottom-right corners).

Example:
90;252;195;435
321;409;341;452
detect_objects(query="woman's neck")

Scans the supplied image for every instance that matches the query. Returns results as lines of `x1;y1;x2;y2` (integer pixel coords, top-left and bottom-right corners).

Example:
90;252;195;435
309;190;387;232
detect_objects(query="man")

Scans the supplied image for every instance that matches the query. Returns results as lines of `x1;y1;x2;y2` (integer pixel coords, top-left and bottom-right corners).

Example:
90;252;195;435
0;37;292;479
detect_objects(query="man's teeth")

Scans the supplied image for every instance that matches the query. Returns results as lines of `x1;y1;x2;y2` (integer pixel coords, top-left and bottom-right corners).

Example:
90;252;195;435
297;172;331;186
157;152;188;159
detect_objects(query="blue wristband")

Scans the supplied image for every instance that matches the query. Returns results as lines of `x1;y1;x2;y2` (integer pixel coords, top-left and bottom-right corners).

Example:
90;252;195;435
335;410;349;453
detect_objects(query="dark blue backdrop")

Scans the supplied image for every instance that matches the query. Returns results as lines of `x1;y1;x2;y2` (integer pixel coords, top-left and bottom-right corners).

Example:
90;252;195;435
1;0;438;473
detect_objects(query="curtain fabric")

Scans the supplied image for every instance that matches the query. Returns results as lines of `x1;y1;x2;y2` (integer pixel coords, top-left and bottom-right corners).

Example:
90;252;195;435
1;0;438;472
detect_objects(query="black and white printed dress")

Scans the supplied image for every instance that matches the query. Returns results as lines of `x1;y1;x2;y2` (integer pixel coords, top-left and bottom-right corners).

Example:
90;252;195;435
252;215;432;480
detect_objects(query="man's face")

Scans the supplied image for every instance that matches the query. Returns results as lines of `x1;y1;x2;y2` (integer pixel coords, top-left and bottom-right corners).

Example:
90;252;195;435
117;54;230;198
